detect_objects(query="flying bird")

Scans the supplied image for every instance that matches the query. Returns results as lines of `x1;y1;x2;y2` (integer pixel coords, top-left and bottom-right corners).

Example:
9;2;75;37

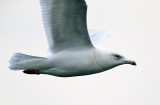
9;0;136;77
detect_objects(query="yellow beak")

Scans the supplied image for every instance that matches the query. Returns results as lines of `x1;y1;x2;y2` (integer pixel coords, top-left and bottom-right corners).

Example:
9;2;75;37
127;60;136;65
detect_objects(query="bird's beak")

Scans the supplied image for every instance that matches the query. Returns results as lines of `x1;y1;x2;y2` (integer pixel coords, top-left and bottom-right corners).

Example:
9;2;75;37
127;60;136;66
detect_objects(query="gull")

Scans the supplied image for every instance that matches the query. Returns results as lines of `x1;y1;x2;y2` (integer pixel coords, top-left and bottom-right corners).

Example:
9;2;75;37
9;0;136;77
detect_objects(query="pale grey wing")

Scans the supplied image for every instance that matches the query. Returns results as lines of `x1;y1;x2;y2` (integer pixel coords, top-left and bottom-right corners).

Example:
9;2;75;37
88;30;111;46
40;0;93;53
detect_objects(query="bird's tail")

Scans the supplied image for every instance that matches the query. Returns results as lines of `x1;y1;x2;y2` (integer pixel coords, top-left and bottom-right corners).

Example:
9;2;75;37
9;53;46;70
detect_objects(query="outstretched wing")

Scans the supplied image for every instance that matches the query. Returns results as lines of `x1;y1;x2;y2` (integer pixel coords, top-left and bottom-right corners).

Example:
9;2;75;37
40;0;93;53
88;30;111;46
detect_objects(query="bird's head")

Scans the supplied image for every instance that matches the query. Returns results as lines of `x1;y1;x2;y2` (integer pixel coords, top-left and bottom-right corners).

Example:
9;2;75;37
110;52;136;66
100;49;136;70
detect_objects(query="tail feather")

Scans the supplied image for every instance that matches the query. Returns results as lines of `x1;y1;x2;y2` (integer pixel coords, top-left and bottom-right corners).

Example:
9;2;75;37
9;53;45;70
10;53;42;63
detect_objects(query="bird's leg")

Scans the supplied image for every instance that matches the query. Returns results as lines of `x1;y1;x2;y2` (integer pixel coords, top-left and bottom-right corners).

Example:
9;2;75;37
23;69;40;75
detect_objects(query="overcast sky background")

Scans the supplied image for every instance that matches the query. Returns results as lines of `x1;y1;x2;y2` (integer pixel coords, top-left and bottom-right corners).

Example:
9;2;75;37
0;0;160;105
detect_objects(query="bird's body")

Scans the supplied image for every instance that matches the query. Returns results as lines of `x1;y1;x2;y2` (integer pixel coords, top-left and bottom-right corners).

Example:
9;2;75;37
9;0;136;77
10;47;115;77
40;47;118;77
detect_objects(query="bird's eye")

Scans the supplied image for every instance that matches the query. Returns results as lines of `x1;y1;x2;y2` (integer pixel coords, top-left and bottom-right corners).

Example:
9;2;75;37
113;54;122;59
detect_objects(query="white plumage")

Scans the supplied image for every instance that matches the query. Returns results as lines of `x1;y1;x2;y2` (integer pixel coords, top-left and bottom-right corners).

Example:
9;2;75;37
9;0;136;77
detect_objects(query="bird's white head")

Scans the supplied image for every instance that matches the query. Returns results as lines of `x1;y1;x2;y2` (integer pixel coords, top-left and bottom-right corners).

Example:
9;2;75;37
99;48;136;70
110;52;136;66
